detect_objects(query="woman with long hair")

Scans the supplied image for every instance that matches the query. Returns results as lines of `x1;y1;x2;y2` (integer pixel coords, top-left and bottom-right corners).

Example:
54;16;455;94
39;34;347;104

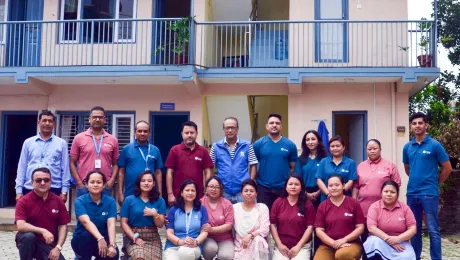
164;180;209;260
120;170;166;260
270;174;316;260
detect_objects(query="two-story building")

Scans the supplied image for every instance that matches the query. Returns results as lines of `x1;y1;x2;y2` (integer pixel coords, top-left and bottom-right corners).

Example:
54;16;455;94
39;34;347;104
0;0;440;209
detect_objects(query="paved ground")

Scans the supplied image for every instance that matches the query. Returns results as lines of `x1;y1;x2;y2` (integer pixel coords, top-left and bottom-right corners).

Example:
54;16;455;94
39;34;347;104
0;230;459;259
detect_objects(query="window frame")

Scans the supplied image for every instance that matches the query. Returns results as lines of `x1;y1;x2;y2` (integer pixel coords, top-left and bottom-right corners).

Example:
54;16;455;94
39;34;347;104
59;0;137;44
0;0;9;45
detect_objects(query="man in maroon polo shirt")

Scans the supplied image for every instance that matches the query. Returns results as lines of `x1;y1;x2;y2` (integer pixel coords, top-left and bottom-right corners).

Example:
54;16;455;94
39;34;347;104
15;167;70;260
165;121;213;205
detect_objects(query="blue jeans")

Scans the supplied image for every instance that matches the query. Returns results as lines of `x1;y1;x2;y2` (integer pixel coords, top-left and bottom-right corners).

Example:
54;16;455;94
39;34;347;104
223;192;243;204
76;186;113;197
407;195;441;260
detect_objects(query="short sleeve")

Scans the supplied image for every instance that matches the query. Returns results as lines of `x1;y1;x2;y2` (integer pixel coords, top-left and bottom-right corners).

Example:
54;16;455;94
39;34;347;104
402;144;409;165
74;198;88;218
200;206;209;226
366;202;379;228
315;159;325;180
119;196;131;218
269;198;281;225
209;145;216;165
117;146;128;168
57;199;71;225
348;159;357;181
353;199;366;225
112;139;120;161
14;198;27;222
248;144;258;165
167;207;177;229
294;158;302;175
390;162;402;187
222;199;234;225
289;142;298;162
305;201;316;226
314;202;326;228
404;204;417;227
164;148;176;169
69;135;81;157
108;199;117;218
435;142;450;164
154;147;164;170
201;148;214;169
157;198;167;215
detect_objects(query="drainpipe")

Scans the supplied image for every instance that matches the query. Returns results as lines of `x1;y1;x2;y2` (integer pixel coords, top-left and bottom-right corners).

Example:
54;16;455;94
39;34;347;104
391;83;397;163
433;0;438;67
373;83;377;138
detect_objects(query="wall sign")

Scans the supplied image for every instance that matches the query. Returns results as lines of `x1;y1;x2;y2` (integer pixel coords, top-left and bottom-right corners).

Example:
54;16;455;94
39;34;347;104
160;103;175;111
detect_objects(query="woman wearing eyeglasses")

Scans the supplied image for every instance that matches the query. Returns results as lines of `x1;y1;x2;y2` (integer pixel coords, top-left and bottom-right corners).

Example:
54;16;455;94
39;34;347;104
200;177;235;260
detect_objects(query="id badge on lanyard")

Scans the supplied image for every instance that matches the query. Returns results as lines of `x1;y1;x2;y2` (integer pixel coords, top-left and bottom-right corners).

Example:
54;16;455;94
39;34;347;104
92;132;104;169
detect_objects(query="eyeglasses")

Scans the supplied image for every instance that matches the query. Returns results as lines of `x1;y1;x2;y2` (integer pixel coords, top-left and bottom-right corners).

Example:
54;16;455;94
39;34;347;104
223;126;238;131
34;178;51;184
91;116;105;120
207;185;221;190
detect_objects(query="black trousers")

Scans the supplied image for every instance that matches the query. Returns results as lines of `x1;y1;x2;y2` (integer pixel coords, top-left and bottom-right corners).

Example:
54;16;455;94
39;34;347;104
256;185;283;210
16;232;65;260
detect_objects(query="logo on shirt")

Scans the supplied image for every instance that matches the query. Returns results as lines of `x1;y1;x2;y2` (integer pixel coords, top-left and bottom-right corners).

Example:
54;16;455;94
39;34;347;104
51;209;59;214
297;213;304;217
219;215;224;219
239;151;245;157
341;169;349;173
344;213;353;217
146;155;155;159
317;164;320;166
194;215;199;219
102;212;108;216
280;148;289;152
422;150;431;154
103;143;111;147
377;170;386;174
195;157;202;161
398;217;406;221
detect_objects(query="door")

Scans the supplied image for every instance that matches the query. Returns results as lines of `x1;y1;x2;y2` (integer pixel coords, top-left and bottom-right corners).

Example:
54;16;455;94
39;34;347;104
315;0;348;63
150;112;190;199
332;111;367;163
0;113;37;207
6;0;43;67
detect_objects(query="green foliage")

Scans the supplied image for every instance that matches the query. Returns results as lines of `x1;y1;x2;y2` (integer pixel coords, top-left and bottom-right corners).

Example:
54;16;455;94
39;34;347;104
155;17;192;55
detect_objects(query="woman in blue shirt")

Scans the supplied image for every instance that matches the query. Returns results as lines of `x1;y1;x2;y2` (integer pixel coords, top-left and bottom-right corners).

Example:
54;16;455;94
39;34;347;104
316;135;357;202
120;170;166;260
165;179;209;260
71;170;119;260
295;130;328;210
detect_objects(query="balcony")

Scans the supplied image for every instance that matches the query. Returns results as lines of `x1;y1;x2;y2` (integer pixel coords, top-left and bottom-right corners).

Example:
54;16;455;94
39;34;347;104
195;20;437;68
0;19;436;69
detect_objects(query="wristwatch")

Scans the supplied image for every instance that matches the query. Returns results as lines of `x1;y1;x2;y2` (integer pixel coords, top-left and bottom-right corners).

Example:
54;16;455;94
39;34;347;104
109;244;117;249
55;245;62;251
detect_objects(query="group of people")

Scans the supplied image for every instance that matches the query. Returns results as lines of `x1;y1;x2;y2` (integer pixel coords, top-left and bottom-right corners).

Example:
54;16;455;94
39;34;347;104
13;107;452;260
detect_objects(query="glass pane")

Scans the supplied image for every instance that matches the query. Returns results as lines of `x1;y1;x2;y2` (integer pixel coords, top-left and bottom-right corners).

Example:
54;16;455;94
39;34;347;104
320;23;343;60
117;0;135;40
82;0;115;43
320;0;342;19
0;0;6;42
62;0;78;41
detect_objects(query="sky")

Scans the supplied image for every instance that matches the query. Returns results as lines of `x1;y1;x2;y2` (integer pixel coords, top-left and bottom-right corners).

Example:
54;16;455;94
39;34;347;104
408;0;459;74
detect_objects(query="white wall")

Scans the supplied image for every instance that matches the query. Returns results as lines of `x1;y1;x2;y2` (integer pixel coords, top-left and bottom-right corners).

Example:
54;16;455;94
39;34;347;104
206;96;252;143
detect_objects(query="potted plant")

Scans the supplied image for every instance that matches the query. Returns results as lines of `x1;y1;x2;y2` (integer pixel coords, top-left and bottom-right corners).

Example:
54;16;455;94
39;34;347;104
416;19;433;67
155;16;192;64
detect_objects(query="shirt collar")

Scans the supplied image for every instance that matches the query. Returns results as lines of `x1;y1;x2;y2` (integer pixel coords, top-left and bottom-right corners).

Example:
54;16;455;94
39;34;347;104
379;200;401;211
30;190;53;202
85;193;105;206
410;134;431;145
85;128;109;137
134;139;149;148
224;136;239;146
35;134;54;142
180;142;200;150
368;156;382;165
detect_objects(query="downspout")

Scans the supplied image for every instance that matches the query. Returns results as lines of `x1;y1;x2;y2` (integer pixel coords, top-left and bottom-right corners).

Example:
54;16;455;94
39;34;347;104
391;83;397;163
373;83;377;138
433;0;438;67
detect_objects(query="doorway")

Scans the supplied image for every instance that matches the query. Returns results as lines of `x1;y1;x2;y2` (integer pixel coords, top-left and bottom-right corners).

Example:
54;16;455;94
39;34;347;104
150;112;190;200
0;112;37;207
6;0;44;67
332;111;367;163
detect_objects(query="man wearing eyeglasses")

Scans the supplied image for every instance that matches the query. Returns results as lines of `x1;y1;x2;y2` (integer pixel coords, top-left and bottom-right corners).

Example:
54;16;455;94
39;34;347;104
209;117;258;203
70;106;120;197
15;110;70;203
15;167;70;260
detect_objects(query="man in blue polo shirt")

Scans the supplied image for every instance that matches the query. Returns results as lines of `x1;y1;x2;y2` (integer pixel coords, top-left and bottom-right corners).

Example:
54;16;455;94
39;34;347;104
253;113;297;209
118;121;163;205
403;112;452;260
209;117;258;203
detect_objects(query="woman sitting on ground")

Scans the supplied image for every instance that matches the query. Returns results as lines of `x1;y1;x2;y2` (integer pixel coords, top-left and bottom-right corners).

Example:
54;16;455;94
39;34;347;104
164;179;209;260
270;174;316;260
364;180;416;260
233;178;270;260
120;170;166;260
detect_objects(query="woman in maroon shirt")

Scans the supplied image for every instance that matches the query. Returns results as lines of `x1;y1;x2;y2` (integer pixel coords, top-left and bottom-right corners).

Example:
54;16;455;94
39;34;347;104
314;174;365;260
270;174;316;260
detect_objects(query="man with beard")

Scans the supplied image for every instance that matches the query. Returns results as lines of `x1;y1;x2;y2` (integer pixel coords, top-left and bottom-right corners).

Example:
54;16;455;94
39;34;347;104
165;121;213;205
117;120;163;205
15;110;70;203
403;112;452;260
70;106;120;197
253;113;298;209
15;167;70;260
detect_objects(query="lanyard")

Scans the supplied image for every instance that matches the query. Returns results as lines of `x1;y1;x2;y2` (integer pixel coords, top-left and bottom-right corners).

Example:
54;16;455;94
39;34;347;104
40;139;51;161
91;132;104;157
138;144;151;170
185;211;193;236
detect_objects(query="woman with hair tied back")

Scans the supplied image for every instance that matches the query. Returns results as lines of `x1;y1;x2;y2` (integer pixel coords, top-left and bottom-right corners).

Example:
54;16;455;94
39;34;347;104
270;174;316;260
364;180;416;260
120;170;166;260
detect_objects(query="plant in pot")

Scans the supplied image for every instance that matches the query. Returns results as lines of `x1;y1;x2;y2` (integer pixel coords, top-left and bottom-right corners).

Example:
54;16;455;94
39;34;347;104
417;20;433;67
155;16;192;64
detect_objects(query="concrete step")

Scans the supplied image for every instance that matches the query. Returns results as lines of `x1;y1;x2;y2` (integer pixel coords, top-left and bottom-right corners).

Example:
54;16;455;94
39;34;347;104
0;218;125;233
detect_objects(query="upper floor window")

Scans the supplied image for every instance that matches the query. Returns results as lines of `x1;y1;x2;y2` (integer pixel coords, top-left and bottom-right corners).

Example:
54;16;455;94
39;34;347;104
0;0;8;44
59;0;137;43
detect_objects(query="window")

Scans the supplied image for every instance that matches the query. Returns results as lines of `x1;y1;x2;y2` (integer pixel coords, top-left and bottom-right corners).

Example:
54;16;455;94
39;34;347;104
57;112;134;152
59;0;137;43
0;0;8;44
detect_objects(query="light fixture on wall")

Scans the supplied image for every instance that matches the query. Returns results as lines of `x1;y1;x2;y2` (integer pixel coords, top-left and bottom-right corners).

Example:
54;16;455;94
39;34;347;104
105;79;117;84
424;79;429;85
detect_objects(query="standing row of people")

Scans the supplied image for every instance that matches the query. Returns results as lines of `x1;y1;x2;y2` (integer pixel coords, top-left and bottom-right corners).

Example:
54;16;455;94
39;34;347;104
14;108;452;260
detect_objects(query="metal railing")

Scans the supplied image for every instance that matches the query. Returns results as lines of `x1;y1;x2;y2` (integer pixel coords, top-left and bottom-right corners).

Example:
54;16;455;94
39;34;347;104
0;18;191;67
195;20;436;68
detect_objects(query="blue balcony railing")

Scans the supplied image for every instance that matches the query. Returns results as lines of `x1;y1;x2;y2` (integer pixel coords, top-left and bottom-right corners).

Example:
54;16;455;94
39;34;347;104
194;20;436;68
